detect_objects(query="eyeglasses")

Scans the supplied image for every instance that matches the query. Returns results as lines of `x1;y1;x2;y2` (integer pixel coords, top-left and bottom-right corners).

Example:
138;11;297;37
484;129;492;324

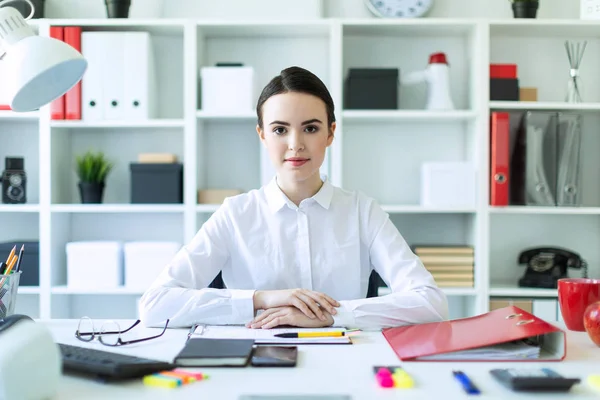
75;316;169;347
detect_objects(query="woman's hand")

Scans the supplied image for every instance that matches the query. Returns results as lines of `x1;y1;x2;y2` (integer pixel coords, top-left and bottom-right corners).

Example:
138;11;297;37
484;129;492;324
246;306;334;329
253;289;340;321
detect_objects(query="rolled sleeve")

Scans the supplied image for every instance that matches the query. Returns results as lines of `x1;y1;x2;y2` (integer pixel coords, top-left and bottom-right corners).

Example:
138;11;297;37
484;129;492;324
231;289;257;322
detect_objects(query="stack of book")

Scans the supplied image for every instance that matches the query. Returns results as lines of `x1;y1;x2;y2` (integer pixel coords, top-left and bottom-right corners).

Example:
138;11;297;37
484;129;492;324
413;245;474;288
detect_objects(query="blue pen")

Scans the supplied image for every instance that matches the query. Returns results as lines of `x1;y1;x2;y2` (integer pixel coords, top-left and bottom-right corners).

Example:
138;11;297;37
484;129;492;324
453;370;480;395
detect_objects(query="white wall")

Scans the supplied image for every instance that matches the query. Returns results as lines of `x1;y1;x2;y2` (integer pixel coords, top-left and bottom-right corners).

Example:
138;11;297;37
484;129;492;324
41;0;580;20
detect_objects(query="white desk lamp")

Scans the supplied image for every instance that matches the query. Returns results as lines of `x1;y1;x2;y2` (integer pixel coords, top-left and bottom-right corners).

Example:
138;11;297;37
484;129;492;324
0;0;87;112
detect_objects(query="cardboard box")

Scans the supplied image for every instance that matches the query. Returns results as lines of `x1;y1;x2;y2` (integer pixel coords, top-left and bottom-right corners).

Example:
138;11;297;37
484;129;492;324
519;87;538;102
198;189;242;204
138;153;178;163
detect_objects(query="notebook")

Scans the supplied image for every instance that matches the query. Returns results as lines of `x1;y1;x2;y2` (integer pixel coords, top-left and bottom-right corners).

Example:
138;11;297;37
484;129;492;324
191;325;352;345
173;338;255;367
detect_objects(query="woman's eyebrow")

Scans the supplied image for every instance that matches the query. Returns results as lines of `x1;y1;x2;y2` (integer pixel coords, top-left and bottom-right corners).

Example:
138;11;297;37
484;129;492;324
301;119;323;125
269;120;290;126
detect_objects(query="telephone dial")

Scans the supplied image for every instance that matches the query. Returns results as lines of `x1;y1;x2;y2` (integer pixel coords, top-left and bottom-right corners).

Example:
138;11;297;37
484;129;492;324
518;247;587;289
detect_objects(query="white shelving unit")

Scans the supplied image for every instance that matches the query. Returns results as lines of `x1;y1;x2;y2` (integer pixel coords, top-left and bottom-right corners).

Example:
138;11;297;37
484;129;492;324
3;18;598;321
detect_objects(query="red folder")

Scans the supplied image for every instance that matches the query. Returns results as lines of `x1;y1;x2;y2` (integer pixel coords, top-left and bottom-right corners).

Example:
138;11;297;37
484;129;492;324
382;306;566;362
490;112;510;206
49;26;65;119
63;26;82;120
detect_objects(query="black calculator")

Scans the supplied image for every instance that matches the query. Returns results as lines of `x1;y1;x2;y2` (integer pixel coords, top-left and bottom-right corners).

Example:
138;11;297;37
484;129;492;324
490;368;580;392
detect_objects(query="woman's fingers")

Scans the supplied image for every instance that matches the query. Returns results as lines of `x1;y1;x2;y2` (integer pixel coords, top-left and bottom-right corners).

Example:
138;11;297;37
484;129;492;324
254;311;285;329
296;292;326;321
246;308;277;327
261;314;286;329
304;291;338;315
292;298;316;319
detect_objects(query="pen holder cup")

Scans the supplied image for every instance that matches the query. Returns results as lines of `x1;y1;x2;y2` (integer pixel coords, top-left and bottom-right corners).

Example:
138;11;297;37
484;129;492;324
0;271;21;318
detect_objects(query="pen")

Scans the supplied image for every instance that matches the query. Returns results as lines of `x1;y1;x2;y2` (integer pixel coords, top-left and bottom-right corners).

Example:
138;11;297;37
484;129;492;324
274;331;345;338
0;262;5;275
453;370;480;395
4;245;15;266
14;244;24;273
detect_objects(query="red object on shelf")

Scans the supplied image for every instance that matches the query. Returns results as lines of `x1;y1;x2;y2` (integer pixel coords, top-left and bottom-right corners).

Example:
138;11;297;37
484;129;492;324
490;112;510;206
63;26;82;120
490;64;517;79
50;26;65;120
429;52;448;65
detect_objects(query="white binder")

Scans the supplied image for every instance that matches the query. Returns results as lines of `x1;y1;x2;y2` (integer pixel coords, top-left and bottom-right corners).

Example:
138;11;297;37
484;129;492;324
123;32;157;120
81;32;106;120
101;33;126;120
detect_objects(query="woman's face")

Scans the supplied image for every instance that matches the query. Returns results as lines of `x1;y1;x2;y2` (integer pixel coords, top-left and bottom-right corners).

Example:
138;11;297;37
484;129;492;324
257;92;335;185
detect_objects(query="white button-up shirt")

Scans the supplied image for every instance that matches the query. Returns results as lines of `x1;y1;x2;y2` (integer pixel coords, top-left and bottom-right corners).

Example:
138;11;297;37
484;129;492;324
139;177;448;329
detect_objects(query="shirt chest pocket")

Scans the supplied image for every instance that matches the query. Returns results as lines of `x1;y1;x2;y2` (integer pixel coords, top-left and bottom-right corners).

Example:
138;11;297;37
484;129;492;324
314;239;360;290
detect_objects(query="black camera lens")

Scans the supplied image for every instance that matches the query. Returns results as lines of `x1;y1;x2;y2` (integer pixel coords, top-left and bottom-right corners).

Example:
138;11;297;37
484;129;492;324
8;186;23;200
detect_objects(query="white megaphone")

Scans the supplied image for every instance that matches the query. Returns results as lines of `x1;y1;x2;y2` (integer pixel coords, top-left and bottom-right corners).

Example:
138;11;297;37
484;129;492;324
403;52;455;110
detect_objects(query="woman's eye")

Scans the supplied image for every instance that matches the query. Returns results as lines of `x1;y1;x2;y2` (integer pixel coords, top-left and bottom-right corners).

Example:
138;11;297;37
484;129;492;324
305;125;318;133
273;127;286;135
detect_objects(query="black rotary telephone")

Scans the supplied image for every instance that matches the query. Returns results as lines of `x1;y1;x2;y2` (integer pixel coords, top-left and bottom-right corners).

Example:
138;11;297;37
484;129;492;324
518;247;587;289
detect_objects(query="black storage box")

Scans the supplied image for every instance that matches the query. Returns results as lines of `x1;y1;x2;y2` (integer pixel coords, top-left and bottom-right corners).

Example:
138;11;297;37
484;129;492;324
130;163;183;204
345;68;399;109
0;241;39;286
490;78;519;101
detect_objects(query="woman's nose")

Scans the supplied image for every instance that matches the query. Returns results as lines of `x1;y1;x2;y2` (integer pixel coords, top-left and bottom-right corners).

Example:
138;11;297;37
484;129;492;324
288;132;304;151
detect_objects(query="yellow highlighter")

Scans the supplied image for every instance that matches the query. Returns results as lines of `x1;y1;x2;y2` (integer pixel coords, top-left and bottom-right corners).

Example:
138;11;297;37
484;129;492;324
274;331;345;338
143;374;181;388
588;375;600;392
392;368;415;389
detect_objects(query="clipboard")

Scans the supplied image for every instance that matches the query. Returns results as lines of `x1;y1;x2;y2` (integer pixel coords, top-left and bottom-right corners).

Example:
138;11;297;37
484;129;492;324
382;306;566;362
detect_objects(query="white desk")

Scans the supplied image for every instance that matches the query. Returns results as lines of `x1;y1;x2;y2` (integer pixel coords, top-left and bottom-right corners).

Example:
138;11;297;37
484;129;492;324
44;319;600;400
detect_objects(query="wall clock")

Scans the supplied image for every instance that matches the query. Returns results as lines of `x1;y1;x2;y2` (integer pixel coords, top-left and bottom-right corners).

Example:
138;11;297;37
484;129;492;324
364;0;434;18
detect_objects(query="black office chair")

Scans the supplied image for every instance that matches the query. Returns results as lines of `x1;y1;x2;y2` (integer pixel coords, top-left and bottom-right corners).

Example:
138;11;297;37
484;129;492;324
208;270;384;298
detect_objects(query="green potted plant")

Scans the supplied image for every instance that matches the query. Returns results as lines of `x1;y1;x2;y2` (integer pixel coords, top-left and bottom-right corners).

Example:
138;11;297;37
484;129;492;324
75;150;114;204
510;0;539;18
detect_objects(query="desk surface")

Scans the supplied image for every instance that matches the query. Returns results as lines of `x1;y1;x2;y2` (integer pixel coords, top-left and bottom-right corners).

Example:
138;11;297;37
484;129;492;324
45;319;600;400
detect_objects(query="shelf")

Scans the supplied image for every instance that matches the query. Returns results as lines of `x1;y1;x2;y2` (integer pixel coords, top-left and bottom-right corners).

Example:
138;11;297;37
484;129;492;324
50;119;185;129
343;110;477;122
18;287;40;295
342;19;475;36
489;101;600;111
378;286;477;296
47;19;185;35
489;285;558;298
489;206;600;215
196;111;256;121
196;21;331;37
196;204;221;213
0;111;39;121
489;19;600;38
51;204;185;213
0;205;40;213
51;286;145;295
381;205;476;213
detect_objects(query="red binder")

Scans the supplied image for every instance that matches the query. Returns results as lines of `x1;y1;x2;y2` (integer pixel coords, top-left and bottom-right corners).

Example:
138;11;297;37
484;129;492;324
63;26;82;120
382;306;566;362
490;112;510;206
49;26;65;120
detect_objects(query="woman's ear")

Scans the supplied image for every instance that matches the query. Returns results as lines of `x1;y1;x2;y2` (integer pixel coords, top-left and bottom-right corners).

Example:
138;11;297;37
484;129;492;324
256;125;265;144
326;122;336;147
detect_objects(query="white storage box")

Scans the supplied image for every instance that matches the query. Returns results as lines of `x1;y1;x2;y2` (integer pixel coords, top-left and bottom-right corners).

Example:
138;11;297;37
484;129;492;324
200;66;254;114
66;241;123;289
124;241;181;291
421;162;477;207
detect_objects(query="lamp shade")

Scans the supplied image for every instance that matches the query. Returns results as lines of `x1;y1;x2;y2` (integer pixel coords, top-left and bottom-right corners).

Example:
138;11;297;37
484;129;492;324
0;5;87;112
4;35;87;112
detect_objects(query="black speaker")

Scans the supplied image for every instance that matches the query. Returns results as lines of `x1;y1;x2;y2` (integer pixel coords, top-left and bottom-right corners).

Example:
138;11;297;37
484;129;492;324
2;157;26;204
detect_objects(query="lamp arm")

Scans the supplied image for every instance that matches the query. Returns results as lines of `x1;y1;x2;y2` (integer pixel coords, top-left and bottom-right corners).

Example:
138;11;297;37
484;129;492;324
0;0;34;20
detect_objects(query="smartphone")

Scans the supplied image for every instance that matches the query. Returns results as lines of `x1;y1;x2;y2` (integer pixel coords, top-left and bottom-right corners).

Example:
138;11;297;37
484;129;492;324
251;346;298;367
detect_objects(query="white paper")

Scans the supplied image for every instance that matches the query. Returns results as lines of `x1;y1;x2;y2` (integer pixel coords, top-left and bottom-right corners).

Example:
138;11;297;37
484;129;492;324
416;339;541;361
190;325;352;345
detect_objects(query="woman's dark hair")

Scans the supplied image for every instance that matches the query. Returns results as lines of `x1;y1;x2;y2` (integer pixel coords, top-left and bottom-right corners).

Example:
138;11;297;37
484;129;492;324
256;66;335;128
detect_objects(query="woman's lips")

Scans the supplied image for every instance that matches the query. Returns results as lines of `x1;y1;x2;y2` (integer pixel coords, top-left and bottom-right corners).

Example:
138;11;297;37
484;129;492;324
285;158;309;167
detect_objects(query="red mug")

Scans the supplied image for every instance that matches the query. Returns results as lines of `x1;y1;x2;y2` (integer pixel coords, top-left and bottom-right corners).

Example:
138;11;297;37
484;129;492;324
558;278;600;331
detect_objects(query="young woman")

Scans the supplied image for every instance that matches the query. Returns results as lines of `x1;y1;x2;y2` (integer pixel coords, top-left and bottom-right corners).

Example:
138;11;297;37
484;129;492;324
139;66;448;330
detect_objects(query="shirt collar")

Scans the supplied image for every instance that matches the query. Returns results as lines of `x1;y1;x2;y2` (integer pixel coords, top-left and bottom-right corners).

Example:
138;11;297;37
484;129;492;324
264;175;333;213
